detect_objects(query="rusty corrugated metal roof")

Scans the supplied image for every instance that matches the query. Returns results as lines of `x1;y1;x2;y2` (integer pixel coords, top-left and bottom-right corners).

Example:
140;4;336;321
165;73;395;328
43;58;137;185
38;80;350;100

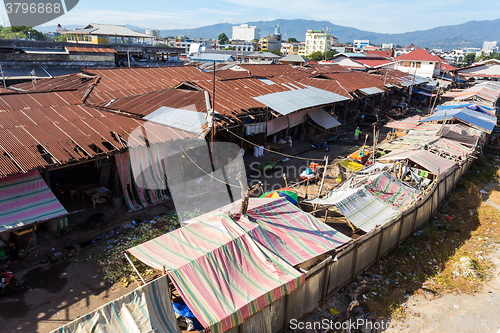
0;91;196;178
94;88;207;116
316;72;387;94
238;64;313;80
295;64;350;75
5;73;96;96
0;90;82;111
84;66;211;104
65;46;117;53
296;77;352;99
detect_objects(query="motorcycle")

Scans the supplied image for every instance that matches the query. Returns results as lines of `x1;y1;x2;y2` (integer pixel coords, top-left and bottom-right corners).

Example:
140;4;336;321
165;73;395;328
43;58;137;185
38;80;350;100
0;266;20;294
311;140;330;152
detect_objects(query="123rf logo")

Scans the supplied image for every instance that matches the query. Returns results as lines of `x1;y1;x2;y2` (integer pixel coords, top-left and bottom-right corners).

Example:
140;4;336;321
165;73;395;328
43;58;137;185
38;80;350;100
4;0;78;27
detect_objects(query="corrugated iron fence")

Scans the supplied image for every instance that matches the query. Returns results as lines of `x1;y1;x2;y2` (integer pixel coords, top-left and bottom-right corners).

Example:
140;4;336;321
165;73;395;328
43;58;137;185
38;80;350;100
228;158;473;333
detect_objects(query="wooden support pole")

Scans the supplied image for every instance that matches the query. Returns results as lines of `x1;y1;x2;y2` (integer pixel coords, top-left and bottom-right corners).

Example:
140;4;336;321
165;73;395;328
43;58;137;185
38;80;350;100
376;227;385;260
22;222;37;260
351;243;359;280
321;260;332;305
317;156;329;197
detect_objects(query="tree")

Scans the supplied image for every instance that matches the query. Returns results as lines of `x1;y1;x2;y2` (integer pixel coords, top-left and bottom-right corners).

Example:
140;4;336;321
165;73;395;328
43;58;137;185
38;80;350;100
287;37;298;43
218;33;229;45
53;34;67;42
462;53;476;67
269;50;282;56
224;46;235;50
307;51;325;62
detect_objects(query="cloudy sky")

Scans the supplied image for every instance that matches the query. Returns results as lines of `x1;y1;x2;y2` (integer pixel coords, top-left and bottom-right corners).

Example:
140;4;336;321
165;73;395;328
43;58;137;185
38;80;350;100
1;0;499;33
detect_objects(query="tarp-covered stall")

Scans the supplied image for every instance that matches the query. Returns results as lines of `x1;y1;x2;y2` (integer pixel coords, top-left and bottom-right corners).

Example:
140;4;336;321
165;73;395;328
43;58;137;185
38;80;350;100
53;275;180;333
128;213;304;333
0;170;67;232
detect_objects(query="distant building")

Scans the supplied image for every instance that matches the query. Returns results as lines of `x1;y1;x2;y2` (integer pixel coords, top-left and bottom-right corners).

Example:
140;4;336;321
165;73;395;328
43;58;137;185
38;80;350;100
221;40;255;52
146;29;161;39
382;43;395;49
281;42;300;56
232;24;260;42
279;54;307;66
300;30;331;56
330;35;339;46
394;48;443;78
60;23;154;45
260;25;282;52
482;41;499;53
353;40;369;49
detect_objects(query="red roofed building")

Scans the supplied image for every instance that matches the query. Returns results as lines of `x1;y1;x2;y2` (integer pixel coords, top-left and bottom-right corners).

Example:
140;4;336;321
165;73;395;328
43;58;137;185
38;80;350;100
366;50;393;59
394;48;443;78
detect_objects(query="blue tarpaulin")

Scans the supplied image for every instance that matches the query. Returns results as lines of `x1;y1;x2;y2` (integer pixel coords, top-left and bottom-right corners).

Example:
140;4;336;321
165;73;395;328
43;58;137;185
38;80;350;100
421;108;496;134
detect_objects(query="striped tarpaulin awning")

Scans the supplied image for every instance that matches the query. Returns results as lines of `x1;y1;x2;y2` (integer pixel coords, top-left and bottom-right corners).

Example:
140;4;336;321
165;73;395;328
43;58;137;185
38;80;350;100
0;170;67;232
361;172;421;208
128;214;304;333
335;188;401;232
53;275;180;333
267;116;288;135
245;198;351;265
377;149;456;176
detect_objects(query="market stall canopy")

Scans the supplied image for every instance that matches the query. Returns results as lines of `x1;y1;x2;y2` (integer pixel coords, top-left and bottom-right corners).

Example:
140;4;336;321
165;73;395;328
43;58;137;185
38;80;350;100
377;149;456;176
129;213;303;333
420;108;496;134
0;170;67;232
307;108;342;128
52;275;180;333
245;198;351;265
335;187;401;232
253;86;349;116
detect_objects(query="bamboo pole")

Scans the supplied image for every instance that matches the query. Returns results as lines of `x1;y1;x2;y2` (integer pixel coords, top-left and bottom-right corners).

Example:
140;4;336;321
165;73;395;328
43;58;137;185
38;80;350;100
123;252;146;285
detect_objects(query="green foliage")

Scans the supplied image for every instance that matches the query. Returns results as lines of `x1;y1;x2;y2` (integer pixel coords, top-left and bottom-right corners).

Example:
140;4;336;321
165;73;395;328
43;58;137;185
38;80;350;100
90;211;200;284
218;33;229;45
260;48;268;52
269;50;283;56
287;37;299;43
462;53;476;67
52;34;67;42
223;46;234;50
306;50;337;61
475;51;500;63
0;26;46;40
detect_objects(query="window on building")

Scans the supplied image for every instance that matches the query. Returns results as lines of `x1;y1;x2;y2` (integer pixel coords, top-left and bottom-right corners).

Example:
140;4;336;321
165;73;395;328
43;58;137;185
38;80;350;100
416;62;421;68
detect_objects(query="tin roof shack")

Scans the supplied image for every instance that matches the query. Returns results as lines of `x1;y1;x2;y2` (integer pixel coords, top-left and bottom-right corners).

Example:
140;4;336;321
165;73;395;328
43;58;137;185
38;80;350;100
0;89;195;240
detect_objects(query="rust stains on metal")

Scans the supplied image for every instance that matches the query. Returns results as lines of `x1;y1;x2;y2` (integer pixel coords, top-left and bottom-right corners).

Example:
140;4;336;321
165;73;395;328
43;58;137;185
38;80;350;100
65;46;117;53
0;90;196;179
239;64;313;80
83;66;211;104
5;73;96;96
94;88;208;116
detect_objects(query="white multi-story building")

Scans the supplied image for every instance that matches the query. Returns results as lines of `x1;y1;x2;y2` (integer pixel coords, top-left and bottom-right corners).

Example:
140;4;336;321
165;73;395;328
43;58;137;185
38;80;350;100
299;30;331;56
353;40;370;49
382;43;395;50
145;29;161;39
393;48;442;78
482;41;499;53
232;24;260;42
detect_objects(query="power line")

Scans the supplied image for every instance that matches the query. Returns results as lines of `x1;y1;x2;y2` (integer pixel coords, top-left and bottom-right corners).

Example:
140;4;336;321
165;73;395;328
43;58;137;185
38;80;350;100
224;128;326;161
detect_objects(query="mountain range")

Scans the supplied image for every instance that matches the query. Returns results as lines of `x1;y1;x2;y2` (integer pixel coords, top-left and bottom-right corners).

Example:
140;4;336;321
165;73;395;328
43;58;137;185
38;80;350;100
38;18;500;50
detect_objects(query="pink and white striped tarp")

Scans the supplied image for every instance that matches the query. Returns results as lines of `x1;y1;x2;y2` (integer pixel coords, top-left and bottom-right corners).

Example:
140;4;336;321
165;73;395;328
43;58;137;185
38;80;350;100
0;170;67;232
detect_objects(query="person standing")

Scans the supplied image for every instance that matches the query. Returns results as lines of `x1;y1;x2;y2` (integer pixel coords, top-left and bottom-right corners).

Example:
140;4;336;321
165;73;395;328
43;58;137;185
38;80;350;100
354;127;362;142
